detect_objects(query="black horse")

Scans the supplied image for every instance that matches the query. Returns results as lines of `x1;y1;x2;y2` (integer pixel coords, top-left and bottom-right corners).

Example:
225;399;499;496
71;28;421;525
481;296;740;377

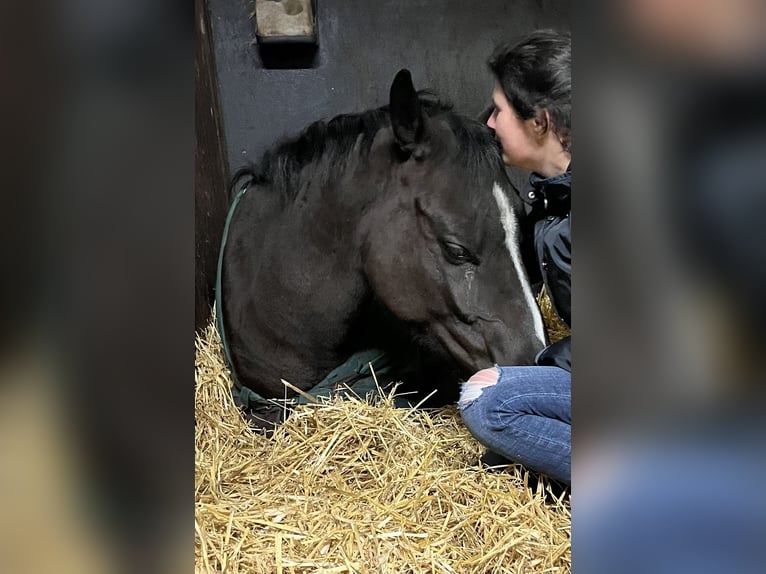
219;70;546;407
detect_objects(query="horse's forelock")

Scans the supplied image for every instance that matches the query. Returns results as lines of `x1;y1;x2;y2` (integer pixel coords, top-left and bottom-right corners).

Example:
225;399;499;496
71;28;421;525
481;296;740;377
444;114;505;178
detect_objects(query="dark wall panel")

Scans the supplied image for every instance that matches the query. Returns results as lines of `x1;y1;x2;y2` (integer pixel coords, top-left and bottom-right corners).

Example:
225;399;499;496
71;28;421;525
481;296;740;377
209;0;569;171
196;0;230;331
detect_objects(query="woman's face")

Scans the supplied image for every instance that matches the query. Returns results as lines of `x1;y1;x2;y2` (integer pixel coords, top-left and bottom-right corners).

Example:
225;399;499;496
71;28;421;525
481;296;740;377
487;83;541;171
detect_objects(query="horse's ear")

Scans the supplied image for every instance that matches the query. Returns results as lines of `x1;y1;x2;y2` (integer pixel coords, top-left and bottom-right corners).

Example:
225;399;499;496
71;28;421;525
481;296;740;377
389;69;427;156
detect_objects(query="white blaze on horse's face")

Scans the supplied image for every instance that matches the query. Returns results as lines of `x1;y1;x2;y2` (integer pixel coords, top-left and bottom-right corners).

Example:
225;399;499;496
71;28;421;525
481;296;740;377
491;182;547;346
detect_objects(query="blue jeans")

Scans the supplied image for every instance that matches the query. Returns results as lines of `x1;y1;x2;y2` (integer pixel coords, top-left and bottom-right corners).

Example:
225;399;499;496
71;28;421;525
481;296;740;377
459;366;571;484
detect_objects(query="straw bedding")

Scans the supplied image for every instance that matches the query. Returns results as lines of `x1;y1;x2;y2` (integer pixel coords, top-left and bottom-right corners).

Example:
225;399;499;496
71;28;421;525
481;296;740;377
195;294;570;573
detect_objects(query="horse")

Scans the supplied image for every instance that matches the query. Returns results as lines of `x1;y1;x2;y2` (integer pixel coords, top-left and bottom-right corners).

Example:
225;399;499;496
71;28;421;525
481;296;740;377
219;69;546;411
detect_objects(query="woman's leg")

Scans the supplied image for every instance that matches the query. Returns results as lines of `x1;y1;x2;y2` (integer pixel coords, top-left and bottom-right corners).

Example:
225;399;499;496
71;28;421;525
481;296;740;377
459;366;571;484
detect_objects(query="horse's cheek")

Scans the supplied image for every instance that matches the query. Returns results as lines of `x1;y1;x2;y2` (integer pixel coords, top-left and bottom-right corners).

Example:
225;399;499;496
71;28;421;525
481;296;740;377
364;249;424;321
439;266;475;313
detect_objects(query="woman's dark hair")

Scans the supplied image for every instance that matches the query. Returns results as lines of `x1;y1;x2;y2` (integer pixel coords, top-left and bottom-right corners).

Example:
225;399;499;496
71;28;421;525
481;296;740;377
489;29;571;151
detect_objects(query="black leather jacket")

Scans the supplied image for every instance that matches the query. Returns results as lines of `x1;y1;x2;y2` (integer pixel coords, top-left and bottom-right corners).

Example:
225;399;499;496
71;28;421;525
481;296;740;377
521;169;571;372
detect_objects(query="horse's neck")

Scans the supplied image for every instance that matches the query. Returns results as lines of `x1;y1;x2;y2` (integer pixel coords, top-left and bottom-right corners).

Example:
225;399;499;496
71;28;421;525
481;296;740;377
263;200;369;341
254;152;386;352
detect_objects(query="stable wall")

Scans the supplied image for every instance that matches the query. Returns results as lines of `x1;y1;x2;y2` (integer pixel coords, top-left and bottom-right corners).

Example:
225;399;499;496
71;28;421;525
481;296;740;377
196;0;569;329
210;0;569;169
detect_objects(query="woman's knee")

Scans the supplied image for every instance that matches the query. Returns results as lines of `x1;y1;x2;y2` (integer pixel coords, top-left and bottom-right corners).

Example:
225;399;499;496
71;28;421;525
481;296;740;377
458;366;499;409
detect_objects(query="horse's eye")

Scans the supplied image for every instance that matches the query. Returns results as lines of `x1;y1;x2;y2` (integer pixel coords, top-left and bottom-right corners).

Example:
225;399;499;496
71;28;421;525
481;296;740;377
441;241;476;265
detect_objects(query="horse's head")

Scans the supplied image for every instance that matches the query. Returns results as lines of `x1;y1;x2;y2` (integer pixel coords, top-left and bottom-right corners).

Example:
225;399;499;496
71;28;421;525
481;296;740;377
359;69;546;376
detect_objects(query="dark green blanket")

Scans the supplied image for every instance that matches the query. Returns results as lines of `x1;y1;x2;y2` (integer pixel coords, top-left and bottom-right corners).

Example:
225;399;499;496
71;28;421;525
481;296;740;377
230;348;418;410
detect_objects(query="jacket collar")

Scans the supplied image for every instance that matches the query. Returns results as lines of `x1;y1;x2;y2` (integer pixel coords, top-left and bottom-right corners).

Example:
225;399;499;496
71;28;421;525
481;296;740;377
522;167;571;215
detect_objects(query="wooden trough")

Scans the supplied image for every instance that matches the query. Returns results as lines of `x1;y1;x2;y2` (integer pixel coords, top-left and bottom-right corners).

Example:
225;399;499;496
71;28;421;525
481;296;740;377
195;291;570;573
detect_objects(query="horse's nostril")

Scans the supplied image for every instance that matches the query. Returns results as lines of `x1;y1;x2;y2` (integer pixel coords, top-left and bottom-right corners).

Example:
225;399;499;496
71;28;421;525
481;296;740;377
475;314;504;325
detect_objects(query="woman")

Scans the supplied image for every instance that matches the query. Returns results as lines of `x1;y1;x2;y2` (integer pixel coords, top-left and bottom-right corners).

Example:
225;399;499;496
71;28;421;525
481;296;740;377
459;30;571;484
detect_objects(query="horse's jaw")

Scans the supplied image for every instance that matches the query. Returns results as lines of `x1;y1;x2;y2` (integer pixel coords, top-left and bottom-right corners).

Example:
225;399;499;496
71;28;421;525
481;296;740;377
425;320;492;376
427;312;545;377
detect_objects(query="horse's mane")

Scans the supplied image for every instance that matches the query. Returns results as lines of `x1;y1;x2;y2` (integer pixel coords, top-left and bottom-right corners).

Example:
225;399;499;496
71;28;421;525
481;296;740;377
245;92;503;202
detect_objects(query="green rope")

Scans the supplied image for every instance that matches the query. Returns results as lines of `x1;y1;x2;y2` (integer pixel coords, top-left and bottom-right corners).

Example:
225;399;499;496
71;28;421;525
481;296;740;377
215;180;268;409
